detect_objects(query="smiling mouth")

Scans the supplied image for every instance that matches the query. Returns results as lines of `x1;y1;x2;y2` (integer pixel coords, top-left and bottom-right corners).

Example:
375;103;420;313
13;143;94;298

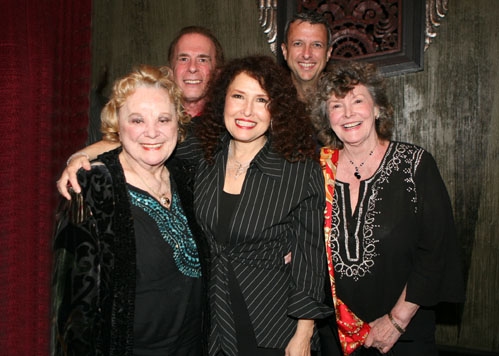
299;62;315;69
184;79;202;84
142;143;163;150
343;122;361;129
236;119;256;128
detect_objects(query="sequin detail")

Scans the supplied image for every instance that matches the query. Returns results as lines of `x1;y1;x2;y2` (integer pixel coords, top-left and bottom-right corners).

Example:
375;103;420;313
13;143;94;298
129;189;201;278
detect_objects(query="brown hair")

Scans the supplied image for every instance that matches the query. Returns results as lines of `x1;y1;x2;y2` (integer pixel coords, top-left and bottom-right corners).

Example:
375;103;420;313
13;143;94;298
195;55;317;164
283;11;332;47
311;60;394;148
101;65;189;143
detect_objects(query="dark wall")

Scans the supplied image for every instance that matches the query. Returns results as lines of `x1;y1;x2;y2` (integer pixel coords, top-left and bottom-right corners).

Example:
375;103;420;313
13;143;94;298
90;0;499;352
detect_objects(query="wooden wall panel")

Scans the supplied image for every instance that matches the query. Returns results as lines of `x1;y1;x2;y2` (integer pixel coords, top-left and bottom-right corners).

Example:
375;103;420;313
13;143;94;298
387;0;499;351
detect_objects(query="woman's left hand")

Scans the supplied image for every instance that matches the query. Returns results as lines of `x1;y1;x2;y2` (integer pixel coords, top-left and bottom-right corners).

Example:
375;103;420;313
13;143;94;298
364;314;400;354
285;319;313;356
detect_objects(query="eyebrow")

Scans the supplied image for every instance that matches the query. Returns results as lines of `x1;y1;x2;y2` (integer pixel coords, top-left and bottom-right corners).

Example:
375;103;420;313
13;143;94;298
176;53;212;59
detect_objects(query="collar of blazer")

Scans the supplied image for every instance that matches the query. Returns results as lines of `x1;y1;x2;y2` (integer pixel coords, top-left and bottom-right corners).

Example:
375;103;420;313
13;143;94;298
218;132;283;179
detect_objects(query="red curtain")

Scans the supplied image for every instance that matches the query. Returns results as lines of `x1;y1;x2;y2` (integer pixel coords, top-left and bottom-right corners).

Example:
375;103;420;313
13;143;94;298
0;1;91;355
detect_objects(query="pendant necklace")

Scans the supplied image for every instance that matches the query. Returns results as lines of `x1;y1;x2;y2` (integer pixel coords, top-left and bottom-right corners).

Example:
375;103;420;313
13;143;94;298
228;141;252;179
345;142;377;180
124;154;171;207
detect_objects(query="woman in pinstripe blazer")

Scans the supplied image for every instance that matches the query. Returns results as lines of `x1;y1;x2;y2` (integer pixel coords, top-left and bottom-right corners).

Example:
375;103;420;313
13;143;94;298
194;56;333;356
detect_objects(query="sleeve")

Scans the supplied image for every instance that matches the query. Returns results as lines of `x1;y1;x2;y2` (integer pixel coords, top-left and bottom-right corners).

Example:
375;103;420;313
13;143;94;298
405;151;465;306
287;161;335;319
51;192;104;356
175;123;204;164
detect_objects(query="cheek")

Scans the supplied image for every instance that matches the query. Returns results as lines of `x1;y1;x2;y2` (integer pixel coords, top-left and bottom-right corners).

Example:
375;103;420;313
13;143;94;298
119;126;140;142
202;67;213;79
328;112;341;126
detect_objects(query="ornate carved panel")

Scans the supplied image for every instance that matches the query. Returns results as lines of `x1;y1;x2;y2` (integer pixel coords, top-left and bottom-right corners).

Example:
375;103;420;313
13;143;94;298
299;0;402;60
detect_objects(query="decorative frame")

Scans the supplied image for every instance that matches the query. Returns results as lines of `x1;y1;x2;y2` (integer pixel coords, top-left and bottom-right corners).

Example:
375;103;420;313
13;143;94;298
258;0;449;77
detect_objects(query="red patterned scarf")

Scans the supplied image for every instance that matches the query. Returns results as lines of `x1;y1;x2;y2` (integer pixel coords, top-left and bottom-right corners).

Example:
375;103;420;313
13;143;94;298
320;147;371;355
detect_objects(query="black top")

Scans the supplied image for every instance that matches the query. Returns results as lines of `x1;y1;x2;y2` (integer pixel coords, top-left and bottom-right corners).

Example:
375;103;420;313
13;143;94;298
128;184;202;355
332;142;464;351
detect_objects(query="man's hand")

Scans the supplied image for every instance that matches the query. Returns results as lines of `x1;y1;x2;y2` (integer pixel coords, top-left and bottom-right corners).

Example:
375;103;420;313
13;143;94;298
56;153;91;200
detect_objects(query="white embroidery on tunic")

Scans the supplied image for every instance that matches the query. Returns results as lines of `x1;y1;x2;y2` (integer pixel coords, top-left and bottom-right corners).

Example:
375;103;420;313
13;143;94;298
331;142;422;281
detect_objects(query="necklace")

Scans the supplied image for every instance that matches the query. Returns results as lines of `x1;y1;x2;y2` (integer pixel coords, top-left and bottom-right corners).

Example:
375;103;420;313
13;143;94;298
345;142;377;180
228;142;252;179
227;139;266;179
123;154;171;207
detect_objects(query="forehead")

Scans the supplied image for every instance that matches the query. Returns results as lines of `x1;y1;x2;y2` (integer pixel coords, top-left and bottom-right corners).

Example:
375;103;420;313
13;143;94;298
287;21;328;42
329;84;372;100
174;33;216;58
123;86;173;109
229;73;267;94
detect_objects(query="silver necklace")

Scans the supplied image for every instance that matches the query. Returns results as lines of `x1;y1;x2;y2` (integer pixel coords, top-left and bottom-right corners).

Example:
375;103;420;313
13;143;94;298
345;142;377;180
228;142;252;179
123;154;171;207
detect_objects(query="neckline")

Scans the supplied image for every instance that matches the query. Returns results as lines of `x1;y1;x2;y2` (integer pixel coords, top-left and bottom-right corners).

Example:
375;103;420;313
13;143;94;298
336;141;392;184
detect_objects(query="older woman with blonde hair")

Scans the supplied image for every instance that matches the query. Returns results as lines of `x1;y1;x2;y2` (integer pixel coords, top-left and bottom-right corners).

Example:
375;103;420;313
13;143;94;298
51;65;209;356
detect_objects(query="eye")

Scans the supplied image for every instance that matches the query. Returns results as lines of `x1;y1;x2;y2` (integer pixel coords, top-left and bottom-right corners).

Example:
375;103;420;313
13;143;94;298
130;116;144;124
312;42;324;48
177;56;189;63
159;116;172;123
232;93;243;99
256;97;269;104
197;57;211;63
292;41;303;47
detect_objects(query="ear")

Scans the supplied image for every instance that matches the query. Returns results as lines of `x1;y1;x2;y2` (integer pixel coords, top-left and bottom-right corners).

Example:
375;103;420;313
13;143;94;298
281;43;288;60
326;46;333;62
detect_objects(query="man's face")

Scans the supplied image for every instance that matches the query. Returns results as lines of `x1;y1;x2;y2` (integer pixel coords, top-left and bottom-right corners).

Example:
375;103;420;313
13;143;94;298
281;21;332;87
171;33;217;105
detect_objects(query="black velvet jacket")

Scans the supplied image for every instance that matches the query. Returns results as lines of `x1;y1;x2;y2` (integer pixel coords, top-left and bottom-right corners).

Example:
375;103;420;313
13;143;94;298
50;148;209;356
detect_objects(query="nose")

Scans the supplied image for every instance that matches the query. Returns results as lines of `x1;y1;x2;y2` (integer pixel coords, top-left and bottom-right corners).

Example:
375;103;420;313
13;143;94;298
145;121;159;138
302;44;312;59
242;100;253;117
188;60;198;73
344;105;352;118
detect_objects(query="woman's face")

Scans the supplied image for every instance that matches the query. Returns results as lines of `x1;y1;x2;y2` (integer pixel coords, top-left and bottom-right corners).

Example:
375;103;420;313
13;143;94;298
327;84;379;147
224;72;271;146
118;86;178;168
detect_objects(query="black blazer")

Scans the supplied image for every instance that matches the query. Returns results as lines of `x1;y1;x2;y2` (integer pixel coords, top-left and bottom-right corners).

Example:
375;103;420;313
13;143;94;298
194;137;333;352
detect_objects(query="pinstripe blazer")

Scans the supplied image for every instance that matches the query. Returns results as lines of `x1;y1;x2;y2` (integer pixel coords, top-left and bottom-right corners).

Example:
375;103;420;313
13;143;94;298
194;134;333;353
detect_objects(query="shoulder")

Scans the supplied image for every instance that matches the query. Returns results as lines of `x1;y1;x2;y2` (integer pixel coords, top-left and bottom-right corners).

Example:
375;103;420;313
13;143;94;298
76;162;113;192
390;141;434;167
390;141;444;184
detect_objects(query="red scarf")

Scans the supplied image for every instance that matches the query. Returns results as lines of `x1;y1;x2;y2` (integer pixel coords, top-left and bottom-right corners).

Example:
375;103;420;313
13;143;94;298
320;147;371;355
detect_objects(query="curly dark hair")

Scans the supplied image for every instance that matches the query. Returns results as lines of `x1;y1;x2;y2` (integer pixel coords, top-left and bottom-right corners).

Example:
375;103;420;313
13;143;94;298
195;55;317;164
310;61;394;148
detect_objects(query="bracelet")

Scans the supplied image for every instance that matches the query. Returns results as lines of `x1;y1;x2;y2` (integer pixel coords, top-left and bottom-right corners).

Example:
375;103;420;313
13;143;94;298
66;152;90;166
388;312;406;334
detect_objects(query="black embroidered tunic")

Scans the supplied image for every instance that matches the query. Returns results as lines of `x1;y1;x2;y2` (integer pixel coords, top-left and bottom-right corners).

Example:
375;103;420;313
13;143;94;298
331;142;464;354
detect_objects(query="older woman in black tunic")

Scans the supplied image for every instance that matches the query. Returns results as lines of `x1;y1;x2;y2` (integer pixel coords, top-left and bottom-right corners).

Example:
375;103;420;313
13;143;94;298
311;60;465;355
